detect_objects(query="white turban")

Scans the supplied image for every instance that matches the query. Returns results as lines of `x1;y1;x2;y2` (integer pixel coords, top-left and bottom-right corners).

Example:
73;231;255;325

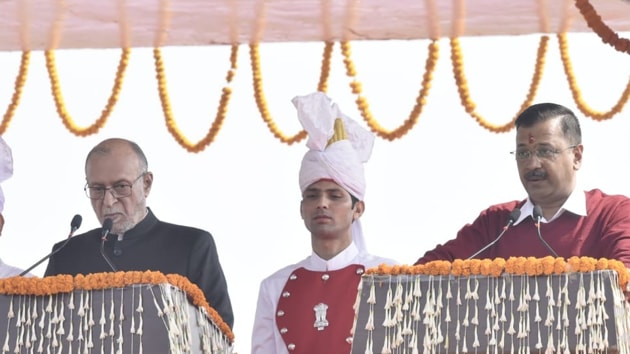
292;92;375;253
0;137;13;213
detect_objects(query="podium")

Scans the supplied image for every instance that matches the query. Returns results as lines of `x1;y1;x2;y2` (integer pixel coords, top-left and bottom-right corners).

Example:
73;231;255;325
351;259;630;354
0;271;233;354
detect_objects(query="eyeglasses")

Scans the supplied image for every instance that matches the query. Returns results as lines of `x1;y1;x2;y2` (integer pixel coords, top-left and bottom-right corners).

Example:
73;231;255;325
84;173;146;200
510;146;576;161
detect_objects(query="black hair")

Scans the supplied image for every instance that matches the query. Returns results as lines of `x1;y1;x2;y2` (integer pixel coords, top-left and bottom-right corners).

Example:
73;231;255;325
515;103;582;145
351;194;359;208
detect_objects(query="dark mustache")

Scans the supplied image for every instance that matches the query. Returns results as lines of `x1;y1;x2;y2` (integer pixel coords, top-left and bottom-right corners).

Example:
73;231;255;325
525;169;547;179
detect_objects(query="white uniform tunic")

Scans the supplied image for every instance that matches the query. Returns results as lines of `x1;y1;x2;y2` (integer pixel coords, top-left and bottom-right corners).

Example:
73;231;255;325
251;242;397;354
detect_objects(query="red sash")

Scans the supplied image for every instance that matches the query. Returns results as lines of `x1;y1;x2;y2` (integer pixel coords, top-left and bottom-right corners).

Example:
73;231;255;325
275;265;365;354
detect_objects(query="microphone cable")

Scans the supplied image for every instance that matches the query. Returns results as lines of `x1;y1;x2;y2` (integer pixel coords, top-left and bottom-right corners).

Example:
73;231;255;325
19;214;83;277
100;218;118;272
467;208;521;260
533;205;558;257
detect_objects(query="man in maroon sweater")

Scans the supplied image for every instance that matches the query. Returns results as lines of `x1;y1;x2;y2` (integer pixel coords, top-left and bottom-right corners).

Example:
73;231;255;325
415;103;630;268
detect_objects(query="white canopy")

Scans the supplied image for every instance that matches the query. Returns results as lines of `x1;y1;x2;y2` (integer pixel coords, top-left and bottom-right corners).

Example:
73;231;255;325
0;0;629;51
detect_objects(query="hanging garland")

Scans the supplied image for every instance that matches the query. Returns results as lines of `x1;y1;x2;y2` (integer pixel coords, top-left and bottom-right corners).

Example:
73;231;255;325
153;45;238;153
367;256;629;291
317;41;334;95
557;33;630;120
0;51;30;134
339;40;439;141
574;0;630;55
0;270;234;342
450;36;548;133
248;42;335;145
45;49;130;136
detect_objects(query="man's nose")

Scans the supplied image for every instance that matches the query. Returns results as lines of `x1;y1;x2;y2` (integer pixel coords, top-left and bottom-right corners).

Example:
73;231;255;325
102;188;118;206
316;196;329;208
521;153;542;167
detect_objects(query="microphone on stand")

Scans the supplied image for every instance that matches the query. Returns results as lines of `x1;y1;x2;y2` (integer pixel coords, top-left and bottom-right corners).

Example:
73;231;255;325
19;214;83;277
532;205;558;257
467;208;521;260
99;218;118;272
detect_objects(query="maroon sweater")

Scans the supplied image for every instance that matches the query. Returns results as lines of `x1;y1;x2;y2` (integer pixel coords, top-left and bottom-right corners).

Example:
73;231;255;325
415;189;630;268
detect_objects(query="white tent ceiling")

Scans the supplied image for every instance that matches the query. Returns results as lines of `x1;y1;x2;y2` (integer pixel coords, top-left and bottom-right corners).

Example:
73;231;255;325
0;0;629;51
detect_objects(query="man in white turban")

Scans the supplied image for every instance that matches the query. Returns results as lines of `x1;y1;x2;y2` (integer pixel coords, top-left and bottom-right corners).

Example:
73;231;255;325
251;92;398;354
0;136;28;278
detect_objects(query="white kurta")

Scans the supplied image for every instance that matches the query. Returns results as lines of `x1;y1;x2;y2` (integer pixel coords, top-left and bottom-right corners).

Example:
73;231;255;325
251;242;397;354
0;257;27;278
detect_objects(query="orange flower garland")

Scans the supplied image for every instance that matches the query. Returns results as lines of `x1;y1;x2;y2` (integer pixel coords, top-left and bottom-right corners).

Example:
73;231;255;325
450;35;549;133
574;0;630;55
153;45;238;153
0;51;30;134
339;40;439;141
0;271;234;343
557;33;630;120
45;48;130;136
317;41;334;94
365;256;630;291
0;51;31;135
249;42;330;145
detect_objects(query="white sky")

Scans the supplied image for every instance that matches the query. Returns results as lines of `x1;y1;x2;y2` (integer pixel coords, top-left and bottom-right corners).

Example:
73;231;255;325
0;33;629;352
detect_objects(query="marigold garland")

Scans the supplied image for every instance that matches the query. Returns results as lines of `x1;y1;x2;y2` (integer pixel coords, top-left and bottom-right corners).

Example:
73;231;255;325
153;45;238;153
339;40;439;141
317;41;334;94
365;256;630;291
450;36;548;133
45;48;130;136
0;34;626;146
574;0;630;55
0;270;234;342
0;51;30;134
249;42;336;145
557;33;630;120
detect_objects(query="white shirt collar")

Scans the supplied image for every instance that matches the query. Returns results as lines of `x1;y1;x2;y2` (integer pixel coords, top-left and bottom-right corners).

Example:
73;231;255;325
514;187;587;225
306;242;359;271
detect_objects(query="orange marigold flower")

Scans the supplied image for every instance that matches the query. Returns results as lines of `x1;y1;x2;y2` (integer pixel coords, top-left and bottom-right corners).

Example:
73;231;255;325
451;259;464;277
469;259;482;275
479;259;492;276
399;264;411;275
596;258;609;270
540;256;555;275
460;260;472;277
490;258;506;277
567;256;581;272
553;258;567;274
377;264;393;275
524;257;542;276
410;264;425;275
436;261;452;276
364;266;378;275
506;257;526;275
579;257;597;272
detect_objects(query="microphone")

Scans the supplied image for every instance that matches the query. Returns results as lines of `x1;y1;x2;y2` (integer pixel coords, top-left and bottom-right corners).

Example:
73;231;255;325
532;205;558;257
467;208;521;260
99;218;118;272
19;214;83;276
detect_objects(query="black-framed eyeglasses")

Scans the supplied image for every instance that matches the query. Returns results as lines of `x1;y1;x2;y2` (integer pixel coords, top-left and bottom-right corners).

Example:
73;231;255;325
84;172;146;200
510;145;576;161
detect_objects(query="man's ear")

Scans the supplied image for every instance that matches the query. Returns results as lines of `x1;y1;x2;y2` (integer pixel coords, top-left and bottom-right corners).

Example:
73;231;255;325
143;172;154;196
573;144;584;171
353;200;365;221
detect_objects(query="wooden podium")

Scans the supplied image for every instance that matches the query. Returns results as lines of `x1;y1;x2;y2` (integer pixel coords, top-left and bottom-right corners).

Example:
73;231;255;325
0;272;233;354
352;265;630;354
